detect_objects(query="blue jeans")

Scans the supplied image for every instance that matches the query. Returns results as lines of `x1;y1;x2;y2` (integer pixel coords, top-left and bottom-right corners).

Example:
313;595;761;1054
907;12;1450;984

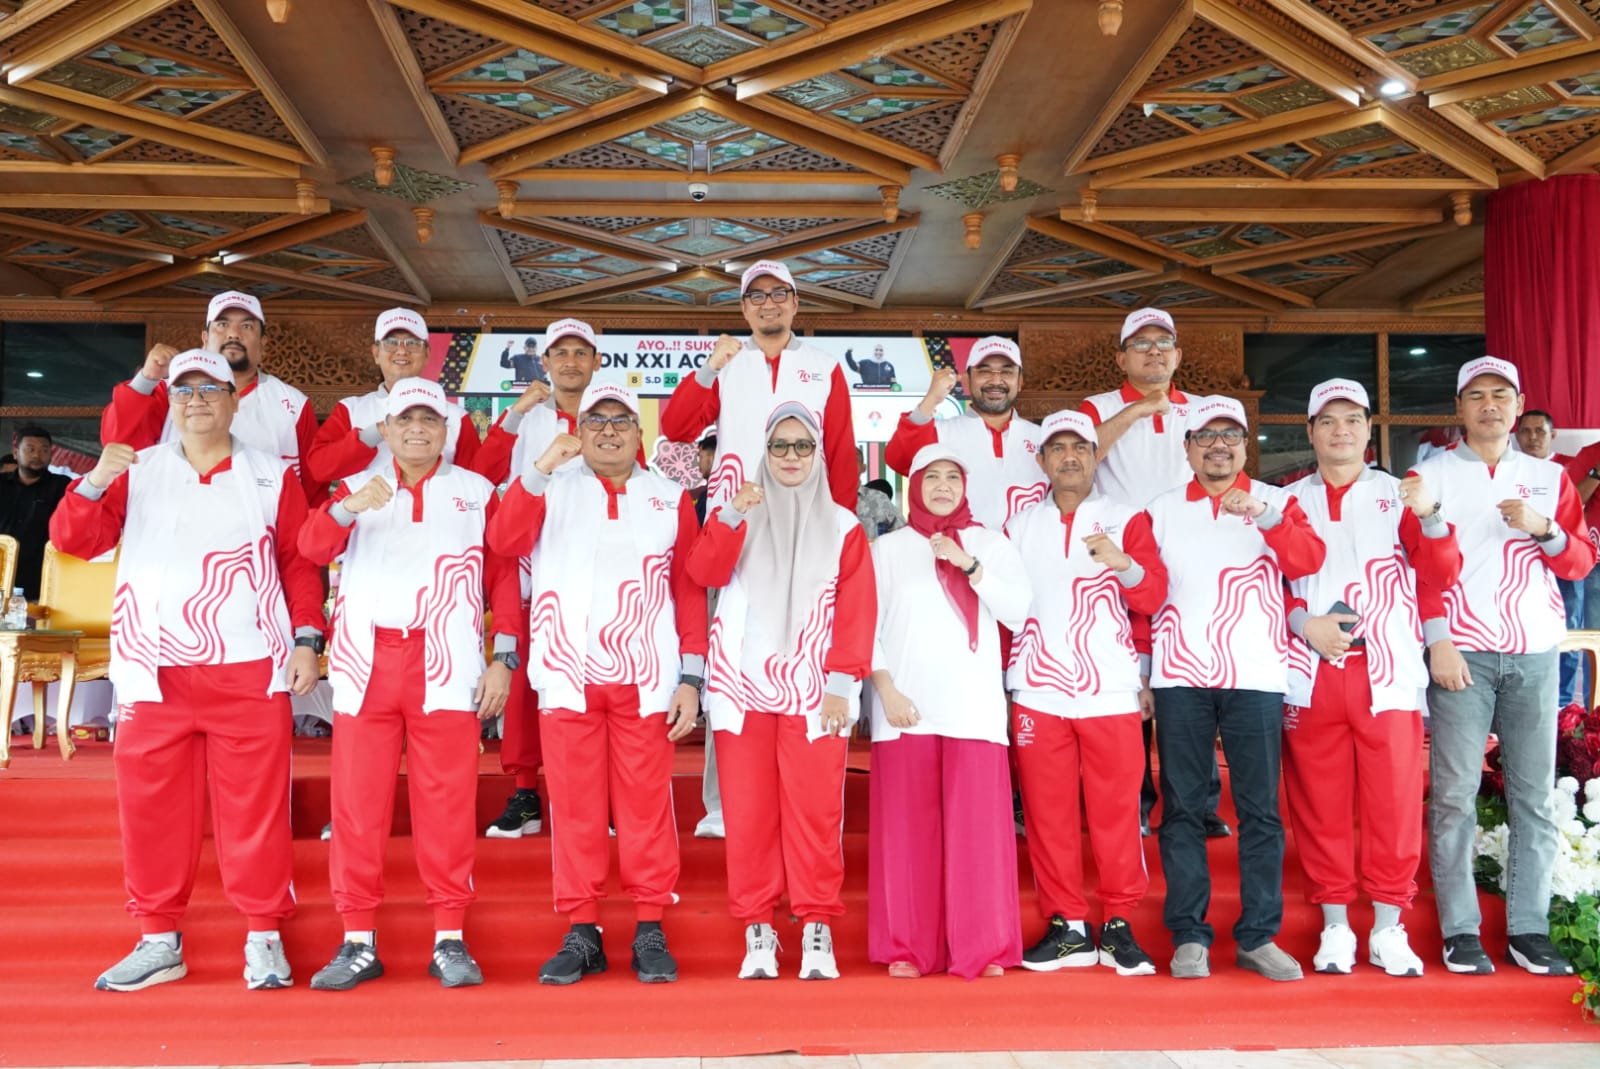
1427;650;1559;939
1557;577;1584;706
1154;687;1284;951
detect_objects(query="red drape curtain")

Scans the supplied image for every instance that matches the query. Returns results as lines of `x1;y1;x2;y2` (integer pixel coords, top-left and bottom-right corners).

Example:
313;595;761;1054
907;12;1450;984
1484;174;1600;428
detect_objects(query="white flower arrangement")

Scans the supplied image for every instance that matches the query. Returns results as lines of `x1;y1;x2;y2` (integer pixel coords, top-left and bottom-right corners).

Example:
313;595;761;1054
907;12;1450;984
1475;781;1600;903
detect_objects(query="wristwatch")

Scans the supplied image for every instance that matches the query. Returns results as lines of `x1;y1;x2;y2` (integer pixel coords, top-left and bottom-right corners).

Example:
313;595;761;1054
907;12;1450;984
962;558;981;576
492;650;521;670
295;634;325;655
1532;519;1559;543
680;673;705;690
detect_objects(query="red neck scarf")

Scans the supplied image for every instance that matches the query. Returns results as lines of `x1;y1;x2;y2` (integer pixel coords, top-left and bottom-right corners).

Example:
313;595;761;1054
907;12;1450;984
907;467;980;650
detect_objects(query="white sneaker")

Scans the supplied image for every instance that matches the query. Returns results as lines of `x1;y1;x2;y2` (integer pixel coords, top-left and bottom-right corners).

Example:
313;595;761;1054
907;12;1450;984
1369;923;1424;977
243;936;293;989
95;937;186;992
694;812;725;839
799;921;839;980
738;923;779;979
1313;923;1356;974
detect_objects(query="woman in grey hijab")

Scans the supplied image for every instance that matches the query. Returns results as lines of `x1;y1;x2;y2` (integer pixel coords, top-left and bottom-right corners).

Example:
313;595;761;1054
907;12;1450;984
686;402;875;984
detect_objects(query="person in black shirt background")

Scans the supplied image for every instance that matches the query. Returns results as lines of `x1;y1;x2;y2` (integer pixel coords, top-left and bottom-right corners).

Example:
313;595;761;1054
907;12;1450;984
0;424;70;599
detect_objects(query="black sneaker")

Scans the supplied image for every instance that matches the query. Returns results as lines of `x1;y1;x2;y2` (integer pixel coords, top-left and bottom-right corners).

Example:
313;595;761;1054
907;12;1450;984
631;923;678;984
1019;915;1097;972
485;789;542;838
429;938;484;988
1013;790;1026;836
539;924;607;985
1442;933;1495;975
1204;813;1232;839
310;941;384;991
1098;916;1156;976
1507;933;1575;976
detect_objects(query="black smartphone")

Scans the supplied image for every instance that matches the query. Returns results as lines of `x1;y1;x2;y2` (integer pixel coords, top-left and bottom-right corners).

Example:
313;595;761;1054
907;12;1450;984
1328;599;1364;646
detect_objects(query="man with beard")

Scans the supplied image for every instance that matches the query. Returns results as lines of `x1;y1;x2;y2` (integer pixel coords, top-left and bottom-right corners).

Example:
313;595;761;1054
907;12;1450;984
306;308;480;485
100;292;318;500
1415;357;1595;977
885;337;1045;531
661;261;857;513
0;424;70;599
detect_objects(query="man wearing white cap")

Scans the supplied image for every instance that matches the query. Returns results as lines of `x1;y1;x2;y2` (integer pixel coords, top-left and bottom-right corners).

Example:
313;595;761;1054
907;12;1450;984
473;317;608;841
1281;379;1462;978
305;308;480;486
1412;357;1596;978
101;291;318;500
1124;395;1325;983
1005;409;1165;977
52;348;326;993
661;260;857;514
487;382;705;986
299;377;520;991
885;336;1046;530
1084;308;1223;840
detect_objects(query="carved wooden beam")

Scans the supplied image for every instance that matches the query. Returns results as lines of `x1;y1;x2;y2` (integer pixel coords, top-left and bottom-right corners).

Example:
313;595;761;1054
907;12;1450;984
1079;101;1351;176
3;0;172;83
1023;217;1168;273
506;200;886;219
1194;0;1362;107
484;91;706;178
1059;206;1443;224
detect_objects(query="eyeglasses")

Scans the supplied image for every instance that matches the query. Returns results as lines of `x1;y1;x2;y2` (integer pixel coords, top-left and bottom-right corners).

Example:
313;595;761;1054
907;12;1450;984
207;319;261;336
380;336;426;352
580;413;638;431
1124;337;1177;353
1188;428;1246;446
743;287;793;305
170;383;231;402
767;438;816;457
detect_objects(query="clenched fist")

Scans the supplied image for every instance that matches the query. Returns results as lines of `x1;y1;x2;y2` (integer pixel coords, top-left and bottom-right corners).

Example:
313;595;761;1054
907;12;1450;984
88;443;138;489
141;343;179;383
706;334;744;373
535;433;581;475
730;481;764;513
1082;531;1132;572
1219;487;1266;518
917;367;959;417
1397;474;1436;518
1497;498;1554;539
343;475;393;515
510;379;552;415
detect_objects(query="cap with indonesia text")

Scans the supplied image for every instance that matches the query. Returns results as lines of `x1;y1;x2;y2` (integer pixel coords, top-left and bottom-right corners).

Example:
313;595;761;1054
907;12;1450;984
374;307;428;341
1456;356;1520;394
579;382;641;416
1039;408;1099;447
968;336;1022;368
739;260;795;293
1119;307;1176;345
206;291;264;326
541;317;599;356
384;377;451;420
1190;395;1248;430
1307;378;1371;418
167;348;231;384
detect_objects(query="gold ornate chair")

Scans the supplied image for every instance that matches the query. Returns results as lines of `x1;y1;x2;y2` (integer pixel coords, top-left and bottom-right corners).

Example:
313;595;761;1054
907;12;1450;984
1560;629;1600;711
0;535;17;601
22;542;117;756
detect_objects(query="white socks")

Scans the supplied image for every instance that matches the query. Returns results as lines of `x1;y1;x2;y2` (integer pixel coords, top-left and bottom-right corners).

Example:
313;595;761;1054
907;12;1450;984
435;929;463;944
245;930;279;946
345;930;375;945
142;931;179;949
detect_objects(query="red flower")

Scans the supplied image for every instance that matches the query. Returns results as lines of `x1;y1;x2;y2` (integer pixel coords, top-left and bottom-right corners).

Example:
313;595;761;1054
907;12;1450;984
1582;711;1600;736
1558;704;1584;735
1485;744;1503;771
1483;771;1505;797
1557;736;1591;781
1587;730;1600;760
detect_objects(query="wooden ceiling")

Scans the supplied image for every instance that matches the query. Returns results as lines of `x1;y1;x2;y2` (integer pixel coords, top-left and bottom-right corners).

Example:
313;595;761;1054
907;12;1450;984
0;0;1596;319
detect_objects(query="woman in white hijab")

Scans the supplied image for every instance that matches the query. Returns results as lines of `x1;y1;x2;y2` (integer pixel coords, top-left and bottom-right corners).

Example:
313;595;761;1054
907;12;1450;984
867;444;1031;979
687;402;875;982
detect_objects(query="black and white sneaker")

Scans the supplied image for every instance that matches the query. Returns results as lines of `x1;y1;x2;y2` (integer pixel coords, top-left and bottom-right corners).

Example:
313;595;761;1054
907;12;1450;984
1442;933;1495;975
539;924;607;985
1507;933;1575;976
1097;916;1156;976
1020;915;1098;972
429;939;484;987
631;924;678;984
310;941;384;991
485;789;542;838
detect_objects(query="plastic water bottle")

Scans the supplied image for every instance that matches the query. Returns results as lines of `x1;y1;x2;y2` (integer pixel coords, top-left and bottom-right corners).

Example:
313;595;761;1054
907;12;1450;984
4;588;26;630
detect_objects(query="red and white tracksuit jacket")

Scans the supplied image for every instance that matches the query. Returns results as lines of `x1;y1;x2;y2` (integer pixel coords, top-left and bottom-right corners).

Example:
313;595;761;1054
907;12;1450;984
1412;444;1596;653
1079;383;1198;509
50;439;324;932
1005;493;1167;918
101;371;319;502
884;410;1047;530
305;385;481;487
486;464;707;921
1129;472;1326;693
661;336;858;513
1279;468;1464;908
684;504;874;924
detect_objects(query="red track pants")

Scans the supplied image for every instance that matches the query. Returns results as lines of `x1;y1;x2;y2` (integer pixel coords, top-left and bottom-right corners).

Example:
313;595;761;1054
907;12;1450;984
1281;654;1423;909
115;659;294;933
1013;704;1148;920
541;683;678;922
329;629;480;930
715;713;848;925
500;622;543;791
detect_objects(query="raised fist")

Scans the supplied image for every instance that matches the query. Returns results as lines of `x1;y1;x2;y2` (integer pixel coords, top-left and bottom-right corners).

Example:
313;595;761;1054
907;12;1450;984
343;475;393;515
730;481;764;513
88;443;138;489
510;379;552;415
1397;474;1436;518
918;367;959;416
141;343;179;382
707;334;744;373
535;432;581;474
1082;531;1132;573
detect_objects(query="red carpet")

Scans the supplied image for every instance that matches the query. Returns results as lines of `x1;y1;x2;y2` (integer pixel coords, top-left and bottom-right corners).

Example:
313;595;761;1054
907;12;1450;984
0;737;1591;1065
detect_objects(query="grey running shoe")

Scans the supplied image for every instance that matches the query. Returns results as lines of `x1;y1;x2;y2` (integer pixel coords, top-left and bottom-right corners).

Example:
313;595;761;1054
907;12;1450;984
96;937;186;992
310;941;384;991
429;939;484;988
243;936;293;989
1236;940;1304;982
1170;942;1210;979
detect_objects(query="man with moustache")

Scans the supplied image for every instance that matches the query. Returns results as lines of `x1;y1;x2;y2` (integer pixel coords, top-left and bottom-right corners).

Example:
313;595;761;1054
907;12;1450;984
885;336;1046;531
100;292;318;500
0;424;70;599
305;308;479;485
1006;409;1165;976
1414;358;1596;977
661;261;857;513
1125;396;1326;983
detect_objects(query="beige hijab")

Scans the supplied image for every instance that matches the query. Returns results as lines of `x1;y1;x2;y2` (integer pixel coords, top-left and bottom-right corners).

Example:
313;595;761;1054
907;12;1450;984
738;402;843;650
